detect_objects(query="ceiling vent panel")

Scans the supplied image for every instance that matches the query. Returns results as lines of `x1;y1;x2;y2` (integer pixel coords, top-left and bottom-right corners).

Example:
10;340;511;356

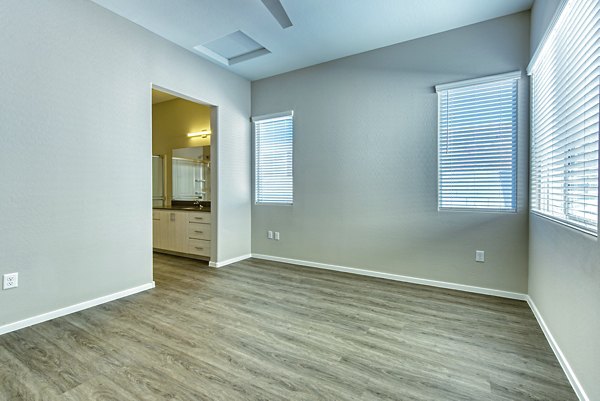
194;30;270;66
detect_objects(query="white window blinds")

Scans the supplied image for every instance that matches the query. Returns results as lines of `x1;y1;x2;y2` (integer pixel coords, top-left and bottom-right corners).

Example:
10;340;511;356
436;72;520;211
253;111;294;204
529;0;599;235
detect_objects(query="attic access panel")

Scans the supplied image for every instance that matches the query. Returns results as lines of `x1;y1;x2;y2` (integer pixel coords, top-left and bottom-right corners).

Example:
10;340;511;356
194;30;270;65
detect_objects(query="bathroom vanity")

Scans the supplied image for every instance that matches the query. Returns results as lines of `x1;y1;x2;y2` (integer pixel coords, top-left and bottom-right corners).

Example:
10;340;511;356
152;208;211;259
152;144;212;260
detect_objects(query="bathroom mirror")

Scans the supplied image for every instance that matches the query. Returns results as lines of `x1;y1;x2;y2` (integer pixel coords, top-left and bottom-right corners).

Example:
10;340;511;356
172;146;211;201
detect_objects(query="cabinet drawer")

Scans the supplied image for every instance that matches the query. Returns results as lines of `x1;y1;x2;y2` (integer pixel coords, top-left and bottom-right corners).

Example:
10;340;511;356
188;223;211;240
188;239;211;257
152;210;162;220
187;212;211;224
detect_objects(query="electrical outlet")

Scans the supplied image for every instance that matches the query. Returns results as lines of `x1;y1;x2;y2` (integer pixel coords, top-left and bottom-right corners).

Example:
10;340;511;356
267;230;273;239
475;250;485;263
274;232;280;241
3;273;18;290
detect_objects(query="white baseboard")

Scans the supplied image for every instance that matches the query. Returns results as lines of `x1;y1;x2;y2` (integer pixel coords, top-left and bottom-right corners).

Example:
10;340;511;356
251;253;527;300
0;282;155;336
527;296;588;401
209;253;252;268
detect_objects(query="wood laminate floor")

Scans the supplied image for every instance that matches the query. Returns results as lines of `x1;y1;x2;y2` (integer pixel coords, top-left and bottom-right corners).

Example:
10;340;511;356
0;253;577;401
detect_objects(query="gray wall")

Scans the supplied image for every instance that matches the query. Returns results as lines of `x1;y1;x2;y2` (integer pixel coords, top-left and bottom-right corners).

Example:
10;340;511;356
530;0;562;55
252;12;531;294
0;0;251;327
529;1;600;399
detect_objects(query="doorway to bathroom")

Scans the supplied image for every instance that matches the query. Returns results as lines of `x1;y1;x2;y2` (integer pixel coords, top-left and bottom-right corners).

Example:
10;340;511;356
150;85;218;269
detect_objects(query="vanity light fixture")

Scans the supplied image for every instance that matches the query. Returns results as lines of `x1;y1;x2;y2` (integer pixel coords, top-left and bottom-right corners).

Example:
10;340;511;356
187;130;211;138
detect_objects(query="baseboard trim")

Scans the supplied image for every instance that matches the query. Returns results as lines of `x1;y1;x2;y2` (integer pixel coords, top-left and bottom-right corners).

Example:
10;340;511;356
209;253;252;268
526;296;588;401
251;253;527;300
0;282;155;336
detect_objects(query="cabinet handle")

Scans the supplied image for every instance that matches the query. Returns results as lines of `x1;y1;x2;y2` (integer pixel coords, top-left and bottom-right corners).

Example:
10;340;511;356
194;217;204;220
194;230;204;234
195;247;204;250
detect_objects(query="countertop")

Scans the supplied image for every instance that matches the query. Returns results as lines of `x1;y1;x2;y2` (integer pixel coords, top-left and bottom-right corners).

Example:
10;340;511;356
153;206;211;213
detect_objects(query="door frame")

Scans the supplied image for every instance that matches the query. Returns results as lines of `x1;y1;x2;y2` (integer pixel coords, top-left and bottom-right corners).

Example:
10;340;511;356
150;83;219;267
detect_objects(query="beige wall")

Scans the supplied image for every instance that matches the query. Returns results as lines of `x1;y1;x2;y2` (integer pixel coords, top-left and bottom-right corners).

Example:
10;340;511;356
0;0;251;329
251;12;531;294
529;1;600;399
152;96;211;203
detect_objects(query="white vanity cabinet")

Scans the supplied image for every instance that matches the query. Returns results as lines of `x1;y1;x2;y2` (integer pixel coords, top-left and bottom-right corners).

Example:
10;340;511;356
186;212;211;257
153;210;211;259
152;211;163;249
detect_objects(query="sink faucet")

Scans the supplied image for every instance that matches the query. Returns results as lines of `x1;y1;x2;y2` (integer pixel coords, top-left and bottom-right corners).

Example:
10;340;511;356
193;198;203;209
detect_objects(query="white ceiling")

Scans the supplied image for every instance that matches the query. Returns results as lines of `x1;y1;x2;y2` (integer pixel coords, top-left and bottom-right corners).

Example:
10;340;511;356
92;0;533;81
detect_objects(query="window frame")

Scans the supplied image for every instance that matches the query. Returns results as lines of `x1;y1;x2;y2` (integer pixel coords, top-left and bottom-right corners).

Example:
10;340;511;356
435;71;521;213
527;0;599;236
252;110;294;206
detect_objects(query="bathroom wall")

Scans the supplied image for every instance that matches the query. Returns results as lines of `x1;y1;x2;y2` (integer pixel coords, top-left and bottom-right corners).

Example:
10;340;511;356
152;96;211;203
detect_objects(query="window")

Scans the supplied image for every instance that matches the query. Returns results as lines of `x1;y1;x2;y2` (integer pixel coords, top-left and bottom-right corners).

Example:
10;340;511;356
253;111;294;204
436;72;520;211
529;0;599;235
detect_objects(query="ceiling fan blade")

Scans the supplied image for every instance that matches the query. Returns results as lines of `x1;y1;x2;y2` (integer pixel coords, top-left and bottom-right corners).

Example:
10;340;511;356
260;0;293;29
